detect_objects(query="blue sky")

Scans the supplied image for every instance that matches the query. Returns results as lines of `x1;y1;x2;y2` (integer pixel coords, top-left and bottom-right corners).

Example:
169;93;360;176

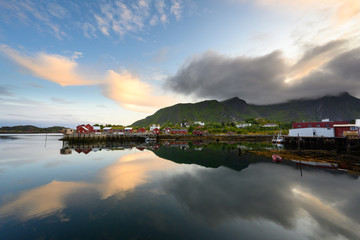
0;0;359;127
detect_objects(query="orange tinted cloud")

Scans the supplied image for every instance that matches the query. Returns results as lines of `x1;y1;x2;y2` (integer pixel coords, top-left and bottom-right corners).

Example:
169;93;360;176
0;44;98;86
103;70;175;113
256;0;360;25
0;45;175;112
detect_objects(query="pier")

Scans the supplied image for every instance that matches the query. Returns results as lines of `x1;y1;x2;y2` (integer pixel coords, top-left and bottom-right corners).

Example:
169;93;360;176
283;135;360;151
61;133;150;143
61;133;273;143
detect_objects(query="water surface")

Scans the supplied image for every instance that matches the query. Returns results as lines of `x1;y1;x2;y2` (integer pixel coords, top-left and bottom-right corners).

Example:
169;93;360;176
0;134;359;240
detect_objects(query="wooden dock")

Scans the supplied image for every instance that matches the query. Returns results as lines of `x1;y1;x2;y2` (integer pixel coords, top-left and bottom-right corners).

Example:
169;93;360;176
61;133;150;143
283;136;360;151
61;133;273;143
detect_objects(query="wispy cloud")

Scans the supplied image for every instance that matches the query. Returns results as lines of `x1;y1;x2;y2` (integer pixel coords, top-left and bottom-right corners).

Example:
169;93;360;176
93;0;183;37
1;45;175;113
0;0;184;40
170;0;182;20
51;97;75;104
0;85;14;96
0;0;67;39
0;45;98;86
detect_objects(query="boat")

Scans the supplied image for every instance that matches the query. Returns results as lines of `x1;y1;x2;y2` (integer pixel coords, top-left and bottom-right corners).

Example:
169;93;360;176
291;160;338;169
272;131;284;143
272;154;282;163
145;137;156;142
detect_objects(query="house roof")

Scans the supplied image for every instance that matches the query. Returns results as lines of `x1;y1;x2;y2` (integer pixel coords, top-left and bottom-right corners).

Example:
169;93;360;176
333;124;356;127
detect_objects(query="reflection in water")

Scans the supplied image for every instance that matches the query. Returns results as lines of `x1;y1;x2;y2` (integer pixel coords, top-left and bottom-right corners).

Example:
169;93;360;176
165;164;360;240
1;137;360;240
0;151;175;221
0;181;90;220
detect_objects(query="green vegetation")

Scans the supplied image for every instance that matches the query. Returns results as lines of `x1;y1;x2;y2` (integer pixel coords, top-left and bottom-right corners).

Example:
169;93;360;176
132;92;360;126
0;125;64;133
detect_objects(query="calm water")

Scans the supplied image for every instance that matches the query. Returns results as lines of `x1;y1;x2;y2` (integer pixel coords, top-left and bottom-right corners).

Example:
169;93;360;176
0;134;360;240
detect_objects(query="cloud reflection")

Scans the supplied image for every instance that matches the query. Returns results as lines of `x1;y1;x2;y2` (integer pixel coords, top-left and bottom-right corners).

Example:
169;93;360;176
0;151;175;221
164;164;360;240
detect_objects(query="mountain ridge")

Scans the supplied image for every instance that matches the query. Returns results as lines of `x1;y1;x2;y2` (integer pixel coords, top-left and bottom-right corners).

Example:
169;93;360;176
132;92;360;126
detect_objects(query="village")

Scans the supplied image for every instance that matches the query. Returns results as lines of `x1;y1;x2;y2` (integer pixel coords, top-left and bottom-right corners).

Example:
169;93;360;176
62;118;360;139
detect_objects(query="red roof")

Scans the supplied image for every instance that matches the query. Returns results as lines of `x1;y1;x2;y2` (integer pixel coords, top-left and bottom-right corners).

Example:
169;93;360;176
292;121;349;129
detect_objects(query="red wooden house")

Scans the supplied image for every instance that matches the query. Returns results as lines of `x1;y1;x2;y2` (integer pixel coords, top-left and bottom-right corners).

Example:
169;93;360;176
292;120;348;129
76;124;94;134
152;128;160;135
163;127;171;134
171;129;188;134
137;128;146;133
334;124;359;137
193;129;203;136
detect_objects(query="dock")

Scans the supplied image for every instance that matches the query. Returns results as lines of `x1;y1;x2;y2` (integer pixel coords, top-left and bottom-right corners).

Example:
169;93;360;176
61;133;273;143
61;133;150;143
283;135;360;151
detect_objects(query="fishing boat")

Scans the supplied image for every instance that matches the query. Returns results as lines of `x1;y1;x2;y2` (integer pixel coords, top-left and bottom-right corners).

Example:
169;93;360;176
272;131;284;143
272;154;282;163
291;160;338;169
145;137;156;143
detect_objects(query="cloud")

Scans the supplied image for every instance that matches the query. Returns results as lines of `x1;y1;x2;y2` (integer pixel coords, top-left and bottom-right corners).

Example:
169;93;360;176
254;0;360;25
165;50;288;103
1;45;174;113
92;0;184;37
151;47;170;63
0;0;67;39
0;85;14;96
165;40;360;104
170;0;182;20
103;70;175;113
51;97;75;104
0;45;98;86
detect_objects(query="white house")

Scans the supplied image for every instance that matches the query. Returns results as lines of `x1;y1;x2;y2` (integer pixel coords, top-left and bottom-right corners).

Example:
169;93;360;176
194;121;205;126
236;123;252;128
288;119;350;137
150;124;160;131
93;126;101;134
289;127;335;137
262;123;278;128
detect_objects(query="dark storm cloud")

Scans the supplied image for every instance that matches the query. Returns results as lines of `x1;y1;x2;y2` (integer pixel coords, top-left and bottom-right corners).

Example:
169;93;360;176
165;50;287;104
165;40;360;104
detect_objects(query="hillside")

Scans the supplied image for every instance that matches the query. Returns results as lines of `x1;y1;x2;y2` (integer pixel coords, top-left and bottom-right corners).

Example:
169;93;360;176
132;92;360;126
0;125;64;133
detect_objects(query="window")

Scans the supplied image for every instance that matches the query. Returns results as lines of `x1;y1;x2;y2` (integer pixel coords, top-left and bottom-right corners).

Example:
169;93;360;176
297;125;301;127
316;124;320;127
325;124;330;127
350;126;357;130
308;124;312;127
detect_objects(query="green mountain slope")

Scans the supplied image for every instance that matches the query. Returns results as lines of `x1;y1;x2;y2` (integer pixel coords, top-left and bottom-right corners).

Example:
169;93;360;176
0;125;64;133
132;92;360;126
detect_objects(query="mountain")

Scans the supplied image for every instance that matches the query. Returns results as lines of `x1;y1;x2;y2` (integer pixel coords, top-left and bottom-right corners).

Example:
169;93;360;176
132;92;360;126
0;125;65;133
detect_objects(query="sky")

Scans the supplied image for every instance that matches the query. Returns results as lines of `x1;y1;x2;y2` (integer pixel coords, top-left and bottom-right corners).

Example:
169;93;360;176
0;0;359;127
